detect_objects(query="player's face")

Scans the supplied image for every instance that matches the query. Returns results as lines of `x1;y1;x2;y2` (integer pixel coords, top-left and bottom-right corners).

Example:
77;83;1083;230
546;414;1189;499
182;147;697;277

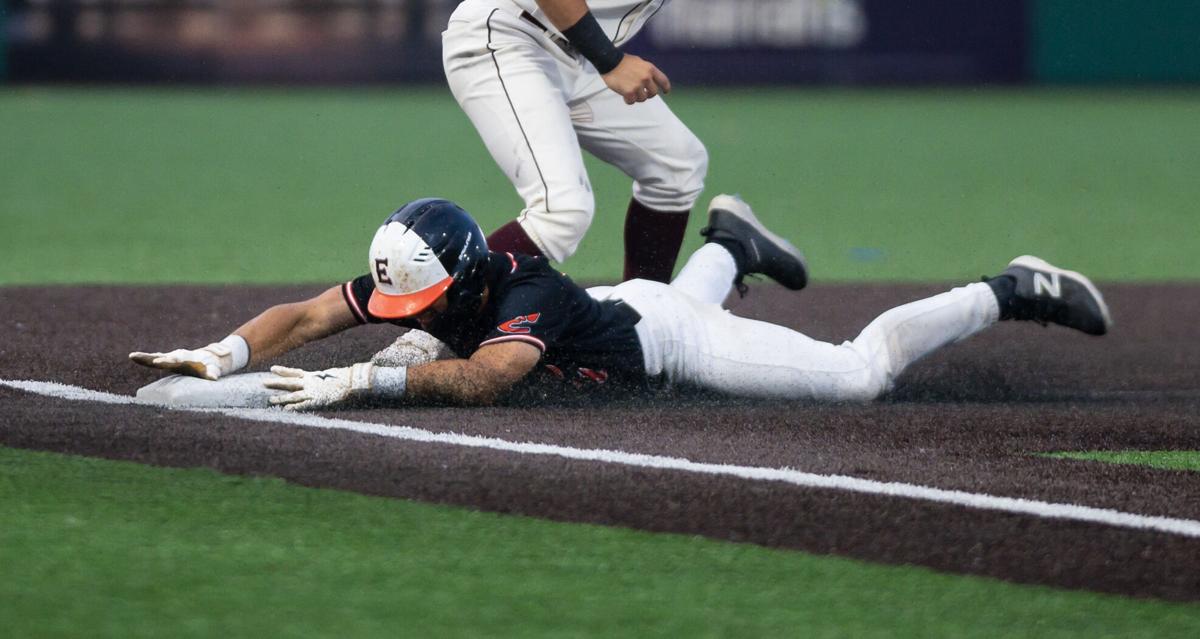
413;292;450;329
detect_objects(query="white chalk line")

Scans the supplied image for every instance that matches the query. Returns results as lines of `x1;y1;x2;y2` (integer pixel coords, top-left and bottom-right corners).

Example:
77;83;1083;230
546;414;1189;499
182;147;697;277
5;377;1200;539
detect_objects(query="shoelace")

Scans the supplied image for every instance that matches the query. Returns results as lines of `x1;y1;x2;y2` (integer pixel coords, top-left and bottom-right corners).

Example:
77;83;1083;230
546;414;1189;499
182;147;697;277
733;275;760;298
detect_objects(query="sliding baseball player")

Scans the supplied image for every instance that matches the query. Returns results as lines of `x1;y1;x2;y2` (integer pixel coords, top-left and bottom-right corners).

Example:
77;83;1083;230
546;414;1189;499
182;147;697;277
131;194;1110;409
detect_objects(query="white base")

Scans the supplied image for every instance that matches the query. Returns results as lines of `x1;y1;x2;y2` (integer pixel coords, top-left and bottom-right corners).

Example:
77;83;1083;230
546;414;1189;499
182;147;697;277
136;372;279;408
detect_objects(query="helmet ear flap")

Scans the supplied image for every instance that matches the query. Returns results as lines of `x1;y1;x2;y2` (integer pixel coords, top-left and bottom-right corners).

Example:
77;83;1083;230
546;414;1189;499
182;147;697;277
444;230;490;314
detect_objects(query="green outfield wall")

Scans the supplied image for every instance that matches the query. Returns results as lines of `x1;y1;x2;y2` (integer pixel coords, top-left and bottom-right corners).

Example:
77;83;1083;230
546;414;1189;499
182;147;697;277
1034;0;1200;82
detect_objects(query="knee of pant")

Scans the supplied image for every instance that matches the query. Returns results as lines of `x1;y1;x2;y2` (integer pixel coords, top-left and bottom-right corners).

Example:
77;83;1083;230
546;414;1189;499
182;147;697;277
830;368;888;402
523;190;595;262
633;137;709;211
840;348;892;402
846;371;890;402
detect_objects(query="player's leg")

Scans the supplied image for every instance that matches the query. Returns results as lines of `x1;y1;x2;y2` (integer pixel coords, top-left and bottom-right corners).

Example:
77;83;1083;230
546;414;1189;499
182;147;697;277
442;7;593;262
643;255;1108;400
612;278;884;400
571;79;709;282
582;153;1107;400
834;255;1112;395
620;276;999;401
669;194;808;305
838;282;1001;397
668;243;737;305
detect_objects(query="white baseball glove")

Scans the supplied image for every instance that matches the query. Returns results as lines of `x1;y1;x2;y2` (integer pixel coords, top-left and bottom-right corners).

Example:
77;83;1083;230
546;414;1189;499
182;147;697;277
263;363;375;411
129;342;236;381
370;330;454;367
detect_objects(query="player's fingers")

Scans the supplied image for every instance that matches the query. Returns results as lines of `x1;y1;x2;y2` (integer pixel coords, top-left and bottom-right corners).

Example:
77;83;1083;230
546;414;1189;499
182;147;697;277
132;357;175;373
129;352;165;366
268;390;307;406
150;357;193;374
283;399;317;412
131;351;211;379
263;378;304;392
652;67;671;94
641;82;658;99
175;360;210;379
270;365;306;378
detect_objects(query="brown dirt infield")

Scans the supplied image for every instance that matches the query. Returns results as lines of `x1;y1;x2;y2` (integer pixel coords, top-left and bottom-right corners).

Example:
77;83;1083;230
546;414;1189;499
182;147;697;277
2;283;1199;600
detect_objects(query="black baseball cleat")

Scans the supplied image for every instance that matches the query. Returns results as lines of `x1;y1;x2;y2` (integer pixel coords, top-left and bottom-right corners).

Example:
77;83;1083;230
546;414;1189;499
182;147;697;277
700;194;808;290
997;255;1113;335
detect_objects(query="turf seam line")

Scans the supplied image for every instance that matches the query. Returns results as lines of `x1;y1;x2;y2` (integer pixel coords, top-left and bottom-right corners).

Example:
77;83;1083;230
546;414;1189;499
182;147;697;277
5;377;1200;539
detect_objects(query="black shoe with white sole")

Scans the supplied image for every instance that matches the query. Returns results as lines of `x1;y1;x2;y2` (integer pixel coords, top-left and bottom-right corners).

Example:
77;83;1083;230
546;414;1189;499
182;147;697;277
995;255;1112;336
700;194;808;291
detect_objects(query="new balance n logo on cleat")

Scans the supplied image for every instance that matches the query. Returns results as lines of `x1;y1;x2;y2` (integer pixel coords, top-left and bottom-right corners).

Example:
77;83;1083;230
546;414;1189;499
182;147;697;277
1032;272;1062;298
1002;255;1112;336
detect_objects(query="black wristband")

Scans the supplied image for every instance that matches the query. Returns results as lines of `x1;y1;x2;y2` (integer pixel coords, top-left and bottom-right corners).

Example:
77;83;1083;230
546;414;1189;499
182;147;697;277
562;11;624;74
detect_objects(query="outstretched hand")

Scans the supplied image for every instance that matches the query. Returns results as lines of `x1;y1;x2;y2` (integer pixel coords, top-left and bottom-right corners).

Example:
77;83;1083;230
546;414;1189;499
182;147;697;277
602;54;671;105
263;363;375;411
129;343;233;381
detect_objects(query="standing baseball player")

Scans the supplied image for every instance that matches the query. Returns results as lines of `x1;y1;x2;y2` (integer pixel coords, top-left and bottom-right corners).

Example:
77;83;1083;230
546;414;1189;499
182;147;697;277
443;0;702;283
131;196;1111;409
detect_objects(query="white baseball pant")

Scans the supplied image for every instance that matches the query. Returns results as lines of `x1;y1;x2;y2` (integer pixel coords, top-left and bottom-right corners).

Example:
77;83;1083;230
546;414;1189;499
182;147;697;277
593;244;1000;401
442;0;708;262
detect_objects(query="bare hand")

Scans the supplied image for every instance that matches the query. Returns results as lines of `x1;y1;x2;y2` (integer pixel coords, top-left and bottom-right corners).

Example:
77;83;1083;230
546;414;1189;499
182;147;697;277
602;54;671;105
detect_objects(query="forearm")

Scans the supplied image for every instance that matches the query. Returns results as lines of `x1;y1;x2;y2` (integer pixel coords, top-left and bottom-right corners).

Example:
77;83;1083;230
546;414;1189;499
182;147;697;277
264;342;538;412
134;284;357;381
537;0;625;74
233;303;343;365
405;359;513;406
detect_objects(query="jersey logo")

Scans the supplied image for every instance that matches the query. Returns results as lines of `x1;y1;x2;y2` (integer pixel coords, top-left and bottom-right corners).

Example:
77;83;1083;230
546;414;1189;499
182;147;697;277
498;312;541;334
1033;271;1061;298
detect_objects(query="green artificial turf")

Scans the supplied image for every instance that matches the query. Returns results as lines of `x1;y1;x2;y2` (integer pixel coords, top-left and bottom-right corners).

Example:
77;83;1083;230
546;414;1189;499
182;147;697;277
4;86;1199;635
2;87;1198;284
1046;451;1200;472
3;446;1200;638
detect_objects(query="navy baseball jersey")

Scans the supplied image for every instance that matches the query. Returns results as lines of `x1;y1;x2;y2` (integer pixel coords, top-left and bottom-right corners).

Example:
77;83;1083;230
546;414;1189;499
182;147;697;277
342;252;646;390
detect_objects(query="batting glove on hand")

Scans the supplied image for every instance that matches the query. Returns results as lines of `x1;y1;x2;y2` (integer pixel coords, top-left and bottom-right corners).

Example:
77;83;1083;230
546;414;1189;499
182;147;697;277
263;363;375;412
370;329;454;367
129;343;236;381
